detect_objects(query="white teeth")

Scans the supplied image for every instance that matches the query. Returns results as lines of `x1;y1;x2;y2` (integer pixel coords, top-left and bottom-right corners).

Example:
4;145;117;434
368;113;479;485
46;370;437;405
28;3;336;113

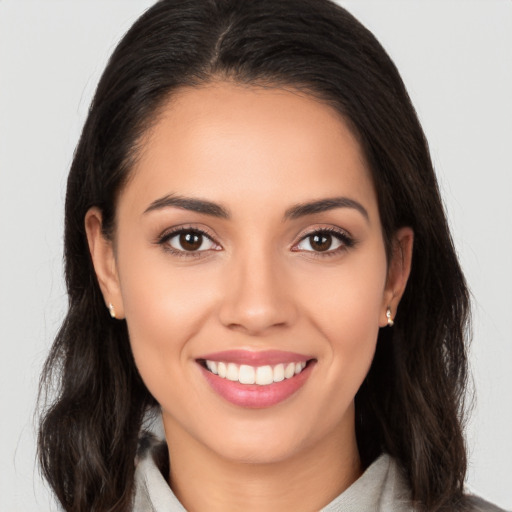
273;363;285;382
226;363;239;381
206;360;218;374
204;359;309;386
217;362;227;378
284;362;295;379
239;364;255;384
256;365;273;385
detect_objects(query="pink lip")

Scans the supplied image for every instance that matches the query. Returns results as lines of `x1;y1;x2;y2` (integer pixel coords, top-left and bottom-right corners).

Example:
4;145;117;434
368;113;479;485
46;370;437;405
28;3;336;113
198;356;315;409
198;349;311;366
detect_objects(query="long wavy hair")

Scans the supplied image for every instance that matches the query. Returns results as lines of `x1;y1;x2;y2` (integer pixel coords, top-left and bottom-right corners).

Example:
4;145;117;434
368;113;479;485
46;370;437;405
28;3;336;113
38;1;471;511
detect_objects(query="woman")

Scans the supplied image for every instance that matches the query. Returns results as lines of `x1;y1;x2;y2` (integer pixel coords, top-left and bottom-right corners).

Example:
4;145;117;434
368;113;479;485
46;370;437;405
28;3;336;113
37;1;506;511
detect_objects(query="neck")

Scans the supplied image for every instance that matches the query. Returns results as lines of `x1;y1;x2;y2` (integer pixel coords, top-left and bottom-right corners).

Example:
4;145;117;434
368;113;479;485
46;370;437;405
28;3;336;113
164;417;362;512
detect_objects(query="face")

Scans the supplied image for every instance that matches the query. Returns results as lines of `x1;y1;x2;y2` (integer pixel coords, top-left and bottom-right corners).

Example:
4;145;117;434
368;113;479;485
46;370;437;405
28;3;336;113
87;82;412;466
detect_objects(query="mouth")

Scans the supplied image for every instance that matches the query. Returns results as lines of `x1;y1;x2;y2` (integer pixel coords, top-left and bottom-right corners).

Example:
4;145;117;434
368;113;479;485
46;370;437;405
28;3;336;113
196;350;316;408
198;359;309;385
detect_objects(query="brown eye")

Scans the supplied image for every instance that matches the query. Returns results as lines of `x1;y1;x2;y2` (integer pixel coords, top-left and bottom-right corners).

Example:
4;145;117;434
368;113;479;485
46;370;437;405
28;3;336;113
166;229;218;253
310;233;332;252
295;229;352;254
179;232;203;251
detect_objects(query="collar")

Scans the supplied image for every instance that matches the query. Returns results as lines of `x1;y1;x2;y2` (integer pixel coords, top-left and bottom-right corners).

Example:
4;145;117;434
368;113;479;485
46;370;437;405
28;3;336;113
132;432;414;512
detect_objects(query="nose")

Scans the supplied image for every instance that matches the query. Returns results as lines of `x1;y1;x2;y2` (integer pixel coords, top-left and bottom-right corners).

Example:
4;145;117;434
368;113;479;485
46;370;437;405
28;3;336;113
218;249;298;336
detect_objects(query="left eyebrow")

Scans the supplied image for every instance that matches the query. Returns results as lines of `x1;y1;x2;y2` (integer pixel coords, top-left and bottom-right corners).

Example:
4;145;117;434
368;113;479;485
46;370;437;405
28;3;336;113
284;197;369;222
143;194;230;219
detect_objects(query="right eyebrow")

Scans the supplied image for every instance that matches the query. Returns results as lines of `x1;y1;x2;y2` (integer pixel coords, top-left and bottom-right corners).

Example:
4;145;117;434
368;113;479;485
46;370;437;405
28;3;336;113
143;194;231;219
284;196;369;222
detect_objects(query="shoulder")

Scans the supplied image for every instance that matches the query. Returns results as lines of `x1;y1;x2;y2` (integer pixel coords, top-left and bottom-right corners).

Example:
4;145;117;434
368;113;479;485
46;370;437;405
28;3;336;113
462;494;509;512
380;456;509;512
133;431;186;512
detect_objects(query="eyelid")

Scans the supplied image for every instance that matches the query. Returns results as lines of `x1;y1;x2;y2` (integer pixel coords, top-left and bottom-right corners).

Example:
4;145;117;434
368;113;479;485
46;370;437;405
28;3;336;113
156;224;222;255
291;225;355;254
154;223;354;258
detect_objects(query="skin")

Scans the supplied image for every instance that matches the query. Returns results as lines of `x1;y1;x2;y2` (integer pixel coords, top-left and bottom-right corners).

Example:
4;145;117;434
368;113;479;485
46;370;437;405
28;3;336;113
86;82;413;512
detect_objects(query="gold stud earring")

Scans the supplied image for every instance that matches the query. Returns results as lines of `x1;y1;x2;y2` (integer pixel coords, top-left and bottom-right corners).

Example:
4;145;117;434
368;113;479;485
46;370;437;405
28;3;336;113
386;307;394;327
108;303;116;319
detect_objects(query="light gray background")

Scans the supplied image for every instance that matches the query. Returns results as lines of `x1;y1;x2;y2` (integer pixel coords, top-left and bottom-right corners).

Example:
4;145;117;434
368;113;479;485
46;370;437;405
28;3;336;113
1;1;510;510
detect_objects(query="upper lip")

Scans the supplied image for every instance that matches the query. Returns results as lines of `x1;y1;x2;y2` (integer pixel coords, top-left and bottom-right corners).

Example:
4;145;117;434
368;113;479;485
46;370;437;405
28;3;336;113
197;349;313;366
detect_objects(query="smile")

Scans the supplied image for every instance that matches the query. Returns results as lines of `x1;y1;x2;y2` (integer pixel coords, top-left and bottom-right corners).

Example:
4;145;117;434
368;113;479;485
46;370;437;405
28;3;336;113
204;360;307;386
197;350;315;408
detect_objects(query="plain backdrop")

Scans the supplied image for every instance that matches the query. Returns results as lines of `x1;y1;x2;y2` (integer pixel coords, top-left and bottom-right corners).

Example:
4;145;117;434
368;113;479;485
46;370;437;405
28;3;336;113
0;1;511;510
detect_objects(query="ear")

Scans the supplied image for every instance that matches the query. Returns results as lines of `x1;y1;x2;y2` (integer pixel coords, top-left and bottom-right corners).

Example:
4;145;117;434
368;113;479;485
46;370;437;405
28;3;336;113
84;207;125;319
380;227;414;327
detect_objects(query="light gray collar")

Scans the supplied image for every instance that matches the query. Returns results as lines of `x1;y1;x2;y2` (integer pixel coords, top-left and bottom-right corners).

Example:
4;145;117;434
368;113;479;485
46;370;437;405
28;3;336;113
133;433;414;512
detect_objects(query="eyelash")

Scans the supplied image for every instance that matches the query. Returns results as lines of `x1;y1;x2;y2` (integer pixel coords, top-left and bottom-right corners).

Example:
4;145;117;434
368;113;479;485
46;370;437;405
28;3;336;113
156;226;355;258
156;226;220;258
293;227;355;257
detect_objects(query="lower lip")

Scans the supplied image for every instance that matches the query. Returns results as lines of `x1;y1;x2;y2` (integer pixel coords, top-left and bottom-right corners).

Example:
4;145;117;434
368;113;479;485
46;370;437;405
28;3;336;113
200;362;314;409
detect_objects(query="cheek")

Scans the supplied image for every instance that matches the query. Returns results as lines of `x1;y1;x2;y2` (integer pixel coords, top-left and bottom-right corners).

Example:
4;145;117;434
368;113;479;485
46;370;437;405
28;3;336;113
299;247;387;382
304;247;386;330
115;238;218;390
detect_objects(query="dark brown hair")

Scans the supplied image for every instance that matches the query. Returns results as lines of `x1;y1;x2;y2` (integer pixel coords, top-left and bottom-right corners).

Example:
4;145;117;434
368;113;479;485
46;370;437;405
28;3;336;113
39;1;471;510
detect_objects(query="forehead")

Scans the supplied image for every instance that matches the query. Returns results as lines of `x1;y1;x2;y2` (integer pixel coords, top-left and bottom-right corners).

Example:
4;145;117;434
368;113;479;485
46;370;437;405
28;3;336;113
122;82;377;219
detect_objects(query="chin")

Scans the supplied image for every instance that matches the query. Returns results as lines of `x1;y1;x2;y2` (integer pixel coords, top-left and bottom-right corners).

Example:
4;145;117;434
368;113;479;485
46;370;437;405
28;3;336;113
200;413;329;466
209;435;306;465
